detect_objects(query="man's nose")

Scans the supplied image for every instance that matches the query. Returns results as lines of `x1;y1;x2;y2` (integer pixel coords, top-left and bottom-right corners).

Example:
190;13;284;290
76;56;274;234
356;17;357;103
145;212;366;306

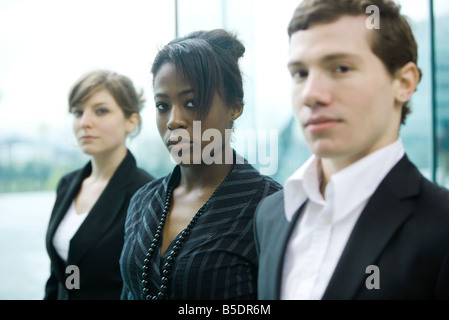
301;70;332;108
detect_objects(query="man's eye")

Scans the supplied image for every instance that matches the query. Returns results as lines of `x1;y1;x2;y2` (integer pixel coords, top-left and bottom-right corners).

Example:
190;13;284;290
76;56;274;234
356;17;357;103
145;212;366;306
292;71;308;79
335;65;351;73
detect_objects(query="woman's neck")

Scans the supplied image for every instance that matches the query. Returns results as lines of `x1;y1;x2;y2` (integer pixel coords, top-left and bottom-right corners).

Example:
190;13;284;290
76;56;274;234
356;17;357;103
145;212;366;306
176;145;235;192
89;146;128;182
178;161;234;192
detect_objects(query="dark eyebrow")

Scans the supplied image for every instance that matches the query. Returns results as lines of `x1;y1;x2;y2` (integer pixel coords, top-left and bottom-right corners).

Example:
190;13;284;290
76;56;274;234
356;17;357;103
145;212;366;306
154;93;168;99
154;89;194;99
287;61;305;70
178;89;194;97
321;53;362;64
287;53;362;69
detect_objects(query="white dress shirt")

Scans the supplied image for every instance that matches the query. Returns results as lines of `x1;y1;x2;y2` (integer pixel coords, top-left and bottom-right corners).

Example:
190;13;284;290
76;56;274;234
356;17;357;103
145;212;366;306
281;139;405;300
52;201;88;262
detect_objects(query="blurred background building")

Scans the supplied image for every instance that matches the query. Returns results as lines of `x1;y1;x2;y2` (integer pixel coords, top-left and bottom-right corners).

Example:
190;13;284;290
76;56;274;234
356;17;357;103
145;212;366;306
0;0;448;299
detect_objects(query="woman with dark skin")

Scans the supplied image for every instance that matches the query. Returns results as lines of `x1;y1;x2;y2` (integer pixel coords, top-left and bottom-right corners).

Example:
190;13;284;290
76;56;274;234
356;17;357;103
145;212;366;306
120;29;282;300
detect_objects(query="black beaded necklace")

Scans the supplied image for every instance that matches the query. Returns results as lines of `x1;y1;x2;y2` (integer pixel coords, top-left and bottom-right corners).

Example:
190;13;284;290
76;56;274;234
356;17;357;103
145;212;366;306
140;181;222;300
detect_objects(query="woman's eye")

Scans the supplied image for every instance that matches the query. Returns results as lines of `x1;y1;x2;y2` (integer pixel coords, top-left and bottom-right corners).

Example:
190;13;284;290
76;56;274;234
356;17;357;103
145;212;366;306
185;100;194;109
96;108;109;115
156;102;169;112
71;109;83;117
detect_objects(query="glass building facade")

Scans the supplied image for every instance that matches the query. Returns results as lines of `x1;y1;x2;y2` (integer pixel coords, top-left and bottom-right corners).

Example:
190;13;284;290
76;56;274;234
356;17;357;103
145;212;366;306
175;0;449;187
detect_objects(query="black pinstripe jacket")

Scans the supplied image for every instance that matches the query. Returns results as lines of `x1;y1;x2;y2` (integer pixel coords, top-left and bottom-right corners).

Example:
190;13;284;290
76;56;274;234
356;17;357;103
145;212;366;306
120;153;282;300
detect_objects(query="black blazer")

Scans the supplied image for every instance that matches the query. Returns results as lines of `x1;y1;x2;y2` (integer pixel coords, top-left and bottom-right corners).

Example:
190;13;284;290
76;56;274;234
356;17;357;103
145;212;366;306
44;150;153;300
255;155;449;299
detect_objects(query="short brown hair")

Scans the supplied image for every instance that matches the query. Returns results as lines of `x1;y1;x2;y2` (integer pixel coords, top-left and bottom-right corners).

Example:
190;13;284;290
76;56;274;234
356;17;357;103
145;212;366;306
288;0;422;124
68;70;145;135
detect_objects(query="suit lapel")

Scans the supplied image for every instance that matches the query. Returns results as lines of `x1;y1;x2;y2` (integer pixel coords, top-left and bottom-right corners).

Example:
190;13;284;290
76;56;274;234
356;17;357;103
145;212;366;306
322;156;421;299
273;200;308;299
257;191;308;300
46;165;89;282
46;165;89;240
67;151;135;266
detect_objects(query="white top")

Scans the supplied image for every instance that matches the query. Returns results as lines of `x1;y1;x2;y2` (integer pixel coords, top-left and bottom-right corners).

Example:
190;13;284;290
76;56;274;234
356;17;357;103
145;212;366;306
281;139;405;300
52;201;89;262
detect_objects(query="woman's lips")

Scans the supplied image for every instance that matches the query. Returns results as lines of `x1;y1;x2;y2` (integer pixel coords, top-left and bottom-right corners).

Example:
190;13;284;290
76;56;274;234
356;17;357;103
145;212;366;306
167;135;193;151
80;135;97;142
168;141;192;151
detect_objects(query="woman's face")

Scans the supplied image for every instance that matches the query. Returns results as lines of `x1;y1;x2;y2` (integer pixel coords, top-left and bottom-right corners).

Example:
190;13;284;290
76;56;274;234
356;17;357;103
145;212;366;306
71;88;138;156
153;63;240;165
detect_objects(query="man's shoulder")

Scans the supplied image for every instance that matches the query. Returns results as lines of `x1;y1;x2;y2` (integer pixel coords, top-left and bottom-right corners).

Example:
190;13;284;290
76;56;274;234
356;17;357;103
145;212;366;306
257;189;284;211
254;189;292;260
255;189;286;228
400;155;449;206
419;177;449;212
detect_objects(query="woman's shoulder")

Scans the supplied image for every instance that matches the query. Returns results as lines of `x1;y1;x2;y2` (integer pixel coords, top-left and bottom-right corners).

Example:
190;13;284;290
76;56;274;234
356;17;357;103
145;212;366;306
232;161;283;190
130;175;169;205
125;176;166;223
135;174;165;192
57;167;84;188
259;171;283;189
124;150;155;183
135;167;156;185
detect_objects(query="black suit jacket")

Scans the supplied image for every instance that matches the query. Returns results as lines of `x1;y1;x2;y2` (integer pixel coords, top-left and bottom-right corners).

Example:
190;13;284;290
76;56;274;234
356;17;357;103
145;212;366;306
255;155;449;299
44;150;153;300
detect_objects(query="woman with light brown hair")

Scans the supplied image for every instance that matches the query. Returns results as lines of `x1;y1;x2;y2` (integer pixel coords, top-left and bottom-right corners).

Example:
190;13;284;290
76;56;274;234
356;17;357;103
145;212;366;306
44;70;154;300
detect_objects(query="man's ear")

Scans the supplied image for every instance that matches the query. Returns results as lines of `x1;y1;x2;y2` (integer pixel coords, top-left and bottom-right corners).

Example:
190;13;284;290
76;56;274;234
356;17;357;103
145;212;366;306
394;62;420;105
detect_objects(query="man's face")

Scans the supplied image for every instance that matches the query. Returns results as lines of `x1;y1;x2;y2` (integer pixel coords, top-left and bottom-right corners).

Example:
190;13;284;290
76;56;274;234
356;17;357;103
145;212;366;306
288;15;403;167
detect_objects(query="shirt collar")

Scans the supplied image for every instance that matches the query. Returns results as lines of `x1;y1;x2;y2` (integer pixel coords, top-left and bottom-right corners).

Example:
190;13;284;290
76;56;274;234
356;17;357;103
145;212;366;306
283;139;405;222
329;138;405;223
284;156;322;221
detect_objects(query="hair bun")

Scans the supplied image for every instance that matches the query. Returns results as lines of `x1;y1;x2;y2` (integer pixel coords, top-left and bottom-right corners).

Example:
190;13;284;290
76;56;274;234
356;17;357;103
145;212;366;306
187;29;245;61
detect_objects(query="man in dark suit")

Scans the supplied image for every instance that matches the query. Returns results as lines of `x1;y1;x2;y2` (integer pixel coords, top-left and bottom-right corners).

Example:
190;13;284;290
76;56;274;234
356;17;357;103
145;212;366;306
255;0;449;299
